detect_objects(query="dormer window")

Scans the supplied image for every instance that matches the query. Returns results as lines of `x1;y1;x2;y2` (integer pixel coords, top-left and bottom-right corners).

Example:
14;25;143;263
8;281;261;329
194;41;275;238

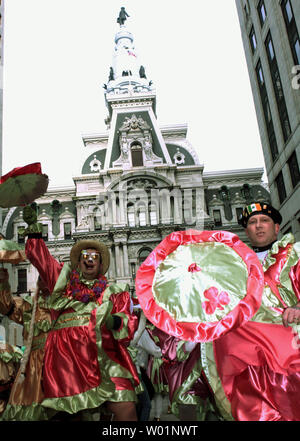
131;142;143;167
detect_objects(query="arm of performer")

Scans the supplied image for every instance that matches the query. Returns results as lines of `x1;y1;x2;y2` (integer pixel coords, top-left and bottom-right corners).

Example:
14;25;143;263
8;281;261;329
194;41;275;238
23;205;62;292
104;290;138;342
137;328;162;358
282;303;300;327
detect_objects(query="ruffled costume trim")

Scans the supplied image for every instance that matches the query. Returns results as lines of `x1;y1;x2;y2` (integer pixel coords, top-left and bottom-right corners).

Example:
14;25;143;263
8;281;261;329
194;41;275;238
203;234;300;421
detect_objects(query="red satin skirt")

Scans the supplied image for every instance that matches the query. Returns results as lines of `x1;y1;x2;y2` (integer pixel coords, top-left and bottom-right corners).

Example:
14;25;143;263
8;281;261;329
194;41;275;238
43;312;101;398
213;321;300;421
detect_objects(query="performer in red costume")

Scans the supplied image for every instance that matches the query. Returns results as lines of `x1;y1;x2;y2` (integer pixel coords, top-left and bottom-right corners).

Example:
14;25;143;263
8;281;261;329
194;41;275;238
210;202;300;421
0;273;55;421
22;205;139;421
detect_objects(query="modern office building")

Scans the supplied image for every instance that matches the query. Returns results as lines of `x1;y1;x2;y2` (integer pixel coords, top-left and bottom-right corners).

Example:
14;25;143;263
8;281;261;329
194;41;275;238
236;0;300;240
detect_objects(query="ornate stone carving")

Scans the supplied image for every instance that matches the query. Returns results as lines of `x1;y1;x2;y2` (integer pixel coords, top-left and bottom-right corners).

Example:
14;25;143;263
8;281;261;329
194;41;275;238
208;194;223;206
231;192;246;205
127;178;157;190
113;114;162;169
143;132;154;160
173;148;185;165
120;114;150;132
89;155;102;172
119;133;129;160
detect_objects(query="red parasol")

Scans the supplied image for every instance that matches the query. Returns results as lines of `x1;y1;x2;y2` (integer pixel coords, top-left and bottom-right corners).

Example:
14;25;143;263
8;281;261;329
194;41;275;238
0;163;49;208
135;229;264;343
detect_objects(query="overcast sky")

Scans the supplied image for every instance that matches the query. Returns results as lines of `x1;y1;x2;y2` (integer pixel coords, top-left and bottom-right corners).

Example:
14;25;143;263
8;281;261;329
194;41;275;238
2;0;266;189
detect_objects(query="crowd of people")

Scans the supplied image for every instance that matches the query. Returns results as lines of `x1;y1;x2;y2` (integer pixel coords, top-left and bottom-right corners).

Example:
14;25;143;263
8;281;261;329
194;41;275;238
0;200;299;421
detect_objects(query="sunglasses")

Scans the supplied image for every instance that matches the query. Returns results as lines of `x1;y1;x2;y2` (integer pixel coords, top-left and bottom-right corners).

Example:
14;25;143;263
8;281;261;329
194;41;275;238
80;250;100;261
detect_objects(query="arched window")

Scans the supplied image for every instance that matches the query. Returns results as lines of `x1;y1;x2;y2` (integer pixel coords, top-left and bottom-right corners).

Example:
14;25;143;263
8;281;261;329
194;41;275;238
138;248;152;266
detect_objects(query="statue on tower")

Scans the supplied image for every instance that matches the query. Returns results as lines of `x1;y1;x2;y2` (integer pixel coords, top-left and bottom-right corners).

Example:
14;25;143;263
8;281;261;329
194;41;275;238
108;66;114;82
117;7;129;26
139;66;147;79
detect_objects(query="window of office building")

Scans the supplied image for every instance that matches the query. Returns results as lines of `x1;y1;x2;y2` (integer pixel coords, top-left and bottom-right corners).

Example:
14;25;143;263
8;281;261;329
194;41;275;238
249;26;257;53
263;95;272;122
275;171;287;204
265;31;291;142
255;60;279;162
295;40;300;65
243;0;250;20
17;269;27;294
257;63;264;86
288;151;300;188
283;0;293;22
266;38;275;60
257;0;267;26
281;0;300;65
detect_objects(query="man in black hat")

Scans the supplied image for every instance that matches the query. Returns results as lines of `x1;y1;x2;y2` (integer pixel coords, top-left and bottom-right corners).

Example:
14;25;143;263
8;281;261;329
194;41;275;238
240;201;300;327
210;201;300;420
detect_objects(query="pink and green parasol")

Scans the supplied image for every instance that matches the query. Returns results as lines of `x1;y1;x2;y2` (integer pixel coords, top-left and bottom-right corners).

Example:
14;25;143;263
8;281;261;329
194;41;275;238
135;229;264;342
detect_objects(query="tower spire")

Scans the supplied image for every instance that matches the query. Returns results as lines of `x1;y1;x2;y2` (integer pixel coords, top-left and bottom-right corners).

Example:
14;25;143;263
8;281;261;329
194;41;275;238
102;8;172;170
104;8;154;103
